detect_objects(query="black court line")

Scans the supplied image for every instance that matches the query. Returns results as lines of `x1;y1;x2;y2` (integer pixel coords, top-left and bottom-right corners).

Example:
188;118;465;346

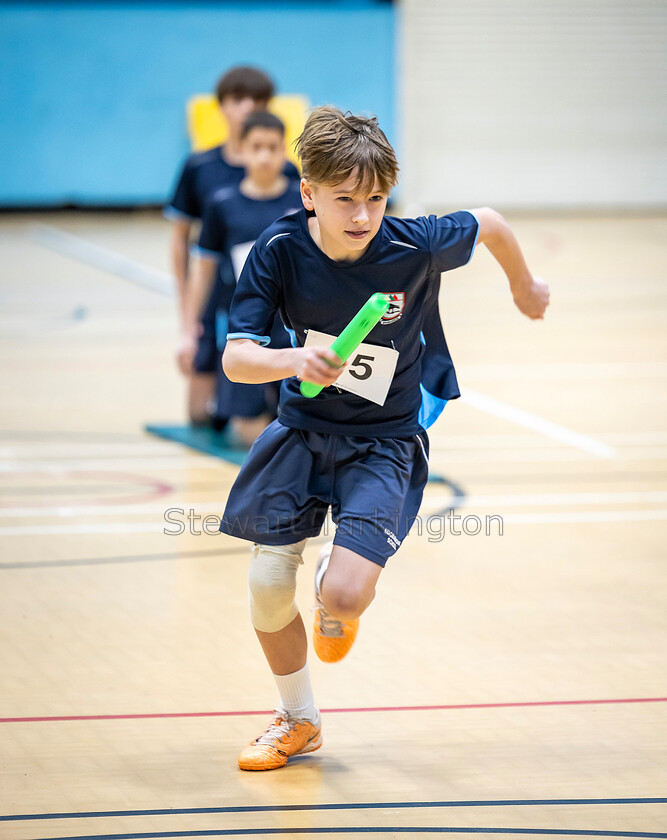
2;798;666;823
18;826;667;839
0;546;247;571
0;533;337;571
427;472;466;516
0;477;464;572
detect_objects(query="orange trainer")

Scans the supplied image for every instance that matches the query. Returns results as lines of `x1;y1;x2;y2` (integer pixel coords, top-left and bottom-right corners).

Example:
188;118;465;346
237;709;322;771
313;590;359;663
313;542;360;663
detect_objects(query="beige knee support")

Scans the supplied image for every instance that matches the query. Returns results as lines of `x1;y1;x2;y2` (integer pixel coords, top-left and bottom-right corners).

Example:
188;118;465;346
248;540;307;632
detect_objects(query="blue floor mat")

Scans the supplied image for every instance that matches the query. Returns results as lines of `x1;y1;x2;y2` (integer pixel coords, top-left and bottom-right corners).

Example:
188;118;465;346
144;424;249;466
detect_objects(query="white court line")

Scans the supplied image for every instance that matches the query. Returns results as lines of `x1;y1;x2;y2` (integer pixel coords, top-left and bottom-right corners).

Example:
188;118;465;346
0;457;229;473
425;446;667;463
487;510;667;525
3;430;664;455
0;443;178;458
421;490;667;509
458;361;667;380
427;430;667;449
0;523;172;536
31;224;174;298
0;502;224;518
1;510;666;536
460;388;616;460
5;447;666;473
3;491;667;518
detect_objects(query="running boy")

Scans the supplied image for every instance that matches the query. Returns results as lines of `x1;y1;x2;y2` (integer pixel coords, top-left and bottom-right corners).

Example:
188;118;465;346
220;106;550;771
184;112;302;446
165;65;300;426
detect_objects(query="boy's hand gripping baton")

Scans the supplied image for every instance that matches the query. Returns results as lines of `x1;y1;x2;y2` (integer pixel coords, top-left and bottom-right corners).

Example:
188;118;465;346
299;292;390;398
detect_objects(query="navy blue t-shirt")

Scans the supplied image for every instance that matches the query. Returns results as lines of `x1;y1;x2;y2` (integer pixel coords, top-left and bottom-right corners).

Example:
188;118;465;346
197;180;303;314
226;209;480;436
165;144;300;222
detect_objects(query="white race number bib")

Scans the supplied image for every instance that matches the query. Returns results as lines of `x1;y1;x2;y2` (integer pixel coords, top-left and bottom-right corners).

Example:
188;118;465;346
230;241;255;282
304;329;399;406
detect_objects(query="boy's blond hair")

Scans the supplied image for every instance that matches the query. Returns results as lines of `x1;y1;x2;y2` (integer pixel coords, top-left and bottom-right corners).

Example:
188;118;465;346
295;106;399;196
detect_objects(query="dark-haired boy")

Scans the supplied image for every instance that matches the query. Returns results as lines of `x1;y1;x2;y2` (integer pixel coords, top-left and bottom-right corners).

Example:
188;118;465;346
165;65;299;425
183;112;302;446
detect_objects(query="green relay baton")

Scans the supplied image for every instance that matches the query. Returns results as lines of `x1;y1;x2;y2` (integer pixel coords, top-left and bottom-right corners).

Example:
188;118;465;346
300;292;390;398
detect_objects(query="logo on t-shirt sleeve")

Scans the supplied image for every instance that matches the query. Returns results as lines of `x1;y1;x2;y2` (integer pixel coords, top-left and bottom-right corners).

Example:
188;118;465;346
381;292;405;325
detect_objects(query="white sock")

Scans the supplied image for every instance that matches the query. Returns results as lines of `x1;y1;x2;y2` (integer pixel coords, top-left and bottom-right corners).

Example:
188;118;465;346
273;663;318;722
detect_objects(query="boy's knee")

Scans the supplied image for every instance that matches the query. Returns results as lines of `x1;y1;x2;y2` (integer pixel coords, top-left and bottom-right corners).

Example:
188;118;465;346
248;541;306;632
320;580;375;621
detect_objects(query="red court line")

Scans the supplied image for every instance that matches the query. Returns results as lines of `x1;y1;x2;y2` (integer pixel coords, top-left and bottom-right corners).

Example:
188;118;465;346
2;696;666;724
1;470;174;507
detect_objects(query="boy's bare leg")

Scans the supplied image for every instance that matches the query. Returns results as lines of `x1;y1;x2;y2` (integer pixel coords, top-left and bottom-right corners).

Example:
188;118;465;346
240;545;380;767
255;613;307;675
230;413;272;447
254;546;379;674
320;545;382;620
187;372;216;425
311;544;382;664
241;613;319;771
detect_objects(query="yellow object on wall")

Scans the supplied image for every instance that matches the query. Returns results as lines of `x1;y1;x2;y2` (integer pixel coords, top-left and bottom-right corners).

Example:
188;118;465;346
186;94;309;168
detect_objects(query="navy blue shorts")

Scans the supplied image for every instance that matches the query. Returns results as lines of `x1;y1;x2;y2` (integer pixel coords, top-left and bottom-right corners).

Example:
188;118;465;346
220;420;430;567
215;374;280;420
193;317;219;374
194;314;279;418
214;312;288;420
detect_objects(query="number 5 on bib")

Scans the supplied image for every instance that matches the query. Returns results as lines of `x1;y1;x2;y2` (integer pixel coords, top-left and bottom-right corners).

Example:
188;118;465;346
299;293;391;399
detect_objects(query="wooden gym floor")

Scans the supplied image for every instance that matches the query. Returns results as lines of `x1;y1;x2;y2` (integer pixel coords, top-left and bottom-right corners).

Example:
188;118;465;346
0;210;665;839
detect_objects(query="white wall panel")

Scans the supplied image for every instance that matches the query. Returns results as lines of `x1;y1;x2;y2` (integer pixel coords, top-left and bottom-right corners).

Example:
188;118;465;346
400;0;667;209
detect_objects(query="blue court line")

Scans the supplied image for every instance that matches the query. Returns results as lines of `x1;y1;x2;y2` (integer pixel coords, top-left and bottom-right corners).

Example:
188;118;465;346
3;799;665;822
18;827;667;839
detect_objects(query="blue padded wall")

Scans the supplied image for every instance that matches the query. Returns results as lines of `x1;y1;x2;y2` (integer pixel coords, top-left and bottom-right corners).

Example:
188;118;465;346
0;1;395;206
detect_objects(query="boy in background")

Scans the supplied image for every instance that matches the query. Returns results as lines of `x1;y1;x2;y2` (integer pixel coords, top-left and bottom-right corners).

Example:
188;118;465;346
165;65;300;426
183;112;302;446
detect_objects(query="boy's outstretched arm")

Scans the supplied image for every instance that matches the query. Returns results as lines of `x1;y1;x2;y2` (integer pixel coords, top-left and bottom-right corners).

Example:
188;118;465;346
223;338;345;387
472;207;550;319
